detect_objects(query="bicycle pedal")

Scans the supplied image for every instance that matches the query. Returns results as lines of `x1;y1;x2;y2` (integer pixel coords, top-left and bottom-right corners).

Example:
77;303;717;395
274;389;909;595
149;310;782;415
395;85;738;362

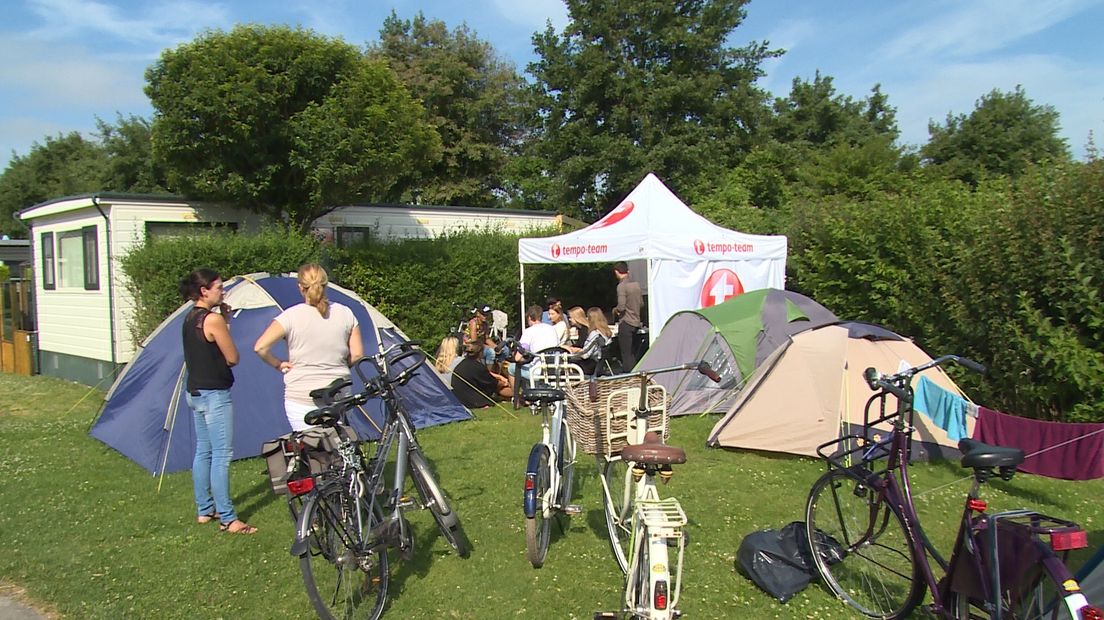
561;504;583;515
593;613;618;620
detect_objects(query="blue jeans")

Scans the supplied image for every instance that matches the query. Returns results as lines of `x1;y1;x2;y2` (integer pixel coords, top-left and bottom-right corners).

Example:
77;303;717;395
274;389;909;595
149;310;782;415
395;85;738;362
187;389;237;524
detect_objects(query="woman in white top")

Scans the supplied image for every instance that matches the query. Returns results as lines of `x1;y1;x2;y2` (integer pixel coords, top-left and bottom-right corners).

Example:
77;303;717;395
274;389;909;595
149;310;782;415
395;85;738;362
548;306;570;346
254;264;363;431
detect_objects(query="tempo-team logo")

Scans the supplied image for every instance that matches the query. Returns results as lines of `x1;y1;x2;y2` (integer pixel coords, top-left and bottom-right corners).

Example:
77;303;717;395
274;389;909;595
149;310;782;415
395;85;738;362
693;239;706;255
592;200;635;229
693;239;756;255
551;243;561;258
700;269;744;307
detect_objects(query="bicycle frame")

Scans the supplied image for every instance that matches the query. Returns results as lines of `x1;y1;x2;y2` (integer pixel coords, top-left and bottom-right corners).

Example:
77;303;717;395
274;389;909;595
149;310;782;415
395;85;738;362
524;351;583;520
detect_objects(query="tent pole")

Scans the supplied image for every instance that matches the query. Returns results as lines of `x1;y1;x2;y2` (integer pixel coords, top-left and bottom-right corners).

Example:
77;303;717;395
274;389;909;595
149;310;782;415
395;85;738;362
519;263;526;331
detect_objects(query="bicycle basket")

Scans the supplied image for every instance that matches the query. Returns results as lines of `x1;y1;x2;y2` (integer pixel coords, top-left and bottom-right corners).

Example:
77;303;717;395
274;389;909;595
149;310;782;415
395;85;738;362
566;376;668;456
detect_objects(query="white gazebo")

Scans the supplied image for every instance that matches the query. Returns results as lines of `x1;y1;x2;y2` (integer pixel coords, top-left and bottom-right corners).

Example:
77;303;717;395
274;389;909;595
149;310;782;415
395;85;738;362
517;173;788;341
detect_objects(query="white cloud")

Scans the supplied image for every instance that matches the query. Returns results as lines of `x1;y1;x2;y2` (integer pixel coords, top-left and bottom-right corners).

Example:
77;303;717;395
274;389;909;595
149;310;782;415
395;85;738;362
490;0;568;32
881;0;1093;61
24;0;230;46
752;18;816;95
0;39;148;109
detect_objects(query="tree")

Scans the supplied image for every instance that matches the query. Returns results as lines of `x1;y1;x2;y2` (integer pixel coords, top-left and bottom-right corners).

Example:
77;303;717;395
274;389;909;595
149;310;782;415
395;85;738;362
95;114;168;194
371;12;527;207
0;133;107;238
145;25;440;232
922;86;1069;184
770;74;899;148
523;0;778;219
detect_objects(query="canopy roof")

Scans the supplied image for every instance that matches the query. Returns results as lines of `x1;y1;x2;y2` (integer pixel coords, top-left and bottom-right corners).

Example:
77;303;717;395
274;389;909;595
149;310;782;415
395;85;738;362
518;173;787;264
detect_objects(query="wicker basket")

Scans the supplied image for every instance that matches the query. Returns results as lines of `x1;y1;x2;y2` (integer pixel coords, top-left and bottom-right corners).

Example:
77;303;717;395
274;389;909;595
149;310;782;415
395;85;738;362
566;376;669;456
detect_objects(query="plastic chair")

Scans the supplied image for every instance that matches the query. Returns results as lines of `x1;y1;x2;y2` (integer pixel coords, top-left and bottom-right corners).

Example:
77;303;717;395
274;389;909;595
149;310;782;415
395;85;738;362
490;309;509;341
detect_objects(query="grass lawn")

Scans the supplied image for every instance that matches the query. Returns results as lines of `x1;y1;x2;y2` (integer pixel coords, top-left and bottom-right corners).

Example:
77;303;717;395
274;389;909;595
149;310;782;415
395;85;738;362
1;371;1101;619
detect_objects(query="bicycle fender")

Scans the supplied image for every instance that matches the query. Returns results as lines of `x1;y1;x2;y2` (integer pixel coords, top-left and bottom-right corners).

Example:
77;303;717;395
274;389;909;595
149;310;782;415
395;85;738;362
290;534;310;557
523;444;548;518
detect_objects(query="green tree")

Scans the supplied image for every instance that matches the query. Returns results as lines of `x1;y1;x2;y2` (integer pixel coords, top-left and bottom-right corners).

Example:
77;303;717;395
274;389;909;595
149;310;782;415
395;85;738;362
922;86;1069;184
0;133;107;238
95;114;168;193
371;12;527;207
145;24;441;232
523;0;778;219
770;74;899;148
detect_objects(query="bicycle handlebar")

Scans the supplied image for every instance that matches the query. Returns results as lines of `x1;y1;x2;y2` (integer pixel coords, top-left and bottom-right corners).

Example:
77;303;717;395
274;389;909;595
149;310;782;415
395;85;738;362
863;354;986;399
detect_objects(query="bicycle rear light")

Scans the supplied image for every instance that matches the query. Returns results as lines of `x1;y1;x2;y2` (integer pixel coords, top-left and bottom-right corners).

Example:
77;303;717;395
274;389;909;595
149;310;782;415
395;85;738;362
653;580;668;610
287;477;314;496
524;475;535;491
1051;529;1088;551
966;498;987;512
1080;604;1103;620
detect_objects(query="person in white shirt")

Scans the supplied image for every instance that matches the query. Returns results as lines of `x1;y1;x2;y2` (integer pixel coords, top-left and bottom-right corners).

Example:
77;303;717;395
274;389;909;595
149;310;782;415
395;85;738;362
548;306;569;346
253;264;363;431
509;304;559;385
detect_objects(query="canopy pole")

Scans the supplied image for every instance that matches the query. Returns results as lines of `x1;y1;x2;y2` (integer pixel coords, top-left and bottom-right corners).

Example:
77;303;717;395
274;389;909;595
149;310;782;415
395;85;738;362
519;262;526;332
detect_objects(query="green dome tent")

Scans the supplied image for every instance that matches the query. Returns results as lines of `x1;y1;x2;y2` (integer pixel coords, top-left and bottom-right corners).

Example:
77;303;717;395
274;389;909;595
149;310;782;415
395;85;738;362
637;289;837;416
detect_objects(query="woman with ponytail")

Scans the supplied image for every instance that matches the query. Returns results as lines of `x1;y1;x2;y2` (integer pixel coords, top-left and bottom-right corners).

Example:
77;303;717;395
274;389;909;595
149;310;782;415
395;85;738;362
254;264;363;431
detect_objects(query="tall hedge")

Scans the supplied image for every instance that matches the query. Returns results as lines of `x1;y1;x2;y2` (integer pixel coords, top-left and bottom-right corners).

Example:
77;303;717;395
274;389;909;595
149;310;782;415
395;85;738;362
119;227;321;346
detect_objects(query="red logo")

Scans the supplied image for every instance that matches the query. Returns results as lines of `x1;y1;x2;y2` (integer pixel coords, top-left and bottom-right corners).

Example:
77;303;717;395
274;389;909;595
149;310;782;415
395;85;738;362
693;239;705;255
592;200;634;229
700;269;744;307
551;243;561;258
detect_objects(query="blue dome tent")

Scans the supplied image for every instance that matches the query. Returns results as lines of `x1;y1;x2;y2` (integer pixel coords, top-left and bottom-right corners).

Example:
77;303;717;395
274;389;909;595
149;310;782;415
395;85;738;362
90;273;470;475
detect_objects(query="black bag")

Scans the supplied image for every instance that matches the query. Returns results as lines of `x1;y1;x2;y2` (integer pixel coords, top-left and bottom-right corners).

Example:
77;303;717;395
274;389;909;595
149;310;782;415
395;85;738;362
261;426;357;495
736;521;842;603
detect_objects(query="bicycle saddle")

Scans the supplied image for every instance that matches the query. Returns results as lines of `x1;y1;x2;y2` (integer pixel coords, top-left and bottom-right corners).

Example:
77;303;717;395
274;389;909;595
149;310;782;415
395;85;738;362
522;387;566;404
958;438;1025;469
621;431;686;466
309;378;352;403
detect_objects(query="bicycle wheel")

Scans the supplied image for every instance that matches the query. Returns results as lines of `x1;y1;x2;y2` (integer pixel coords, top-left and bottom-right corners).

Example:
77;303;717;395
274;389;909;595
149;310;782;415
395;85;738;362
949;559;1091;619
805;469;923;619
601;455;634;574
630;526;651;618
525;445;552;568
409;450;471;558
299;487;389;620
557;420;576;509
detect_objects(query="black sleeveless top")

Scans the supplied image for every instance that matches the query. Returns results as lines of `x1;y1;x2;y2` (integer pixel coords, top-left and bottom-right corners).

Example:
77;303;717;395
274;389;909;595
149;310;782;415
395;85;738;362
182;306;234;392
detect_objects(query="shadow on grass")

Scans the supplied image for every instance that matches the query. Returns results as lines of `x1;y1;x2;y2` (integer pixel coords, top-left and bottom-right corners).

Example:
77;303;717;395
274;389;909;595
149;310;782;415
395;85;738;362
234;477;280;522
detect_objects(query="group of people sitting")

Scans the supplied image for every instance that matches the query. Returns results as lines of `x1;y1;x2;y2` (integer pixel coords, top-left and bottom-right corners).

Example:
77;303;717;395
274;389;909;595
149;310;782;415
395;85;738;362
433;297;616;409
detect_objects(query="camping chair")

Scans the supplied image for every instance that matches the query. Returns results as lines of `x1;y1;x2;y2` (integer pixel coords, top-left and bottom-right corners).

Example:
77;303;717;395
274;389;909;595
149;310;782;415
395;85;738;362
490;310;509;341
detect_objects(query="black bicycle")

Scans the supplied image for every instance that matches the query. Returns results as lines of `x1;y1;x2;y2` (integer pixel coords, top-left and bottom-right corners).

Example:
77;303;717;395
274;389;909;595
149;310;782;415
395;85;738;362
805;355;1101;619
289;341;470;620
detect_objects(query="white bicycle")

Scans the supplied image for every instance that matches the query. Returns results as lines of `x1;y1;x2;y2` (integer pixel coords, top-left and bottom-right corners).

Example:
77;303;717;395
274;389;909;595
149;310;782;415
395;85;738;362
585;361;720;620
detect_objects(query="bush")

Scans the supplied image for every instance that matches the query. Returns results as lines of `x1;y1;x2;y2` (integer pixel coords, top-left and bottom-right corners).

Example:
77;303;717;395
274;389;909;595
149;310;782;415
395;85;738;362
119;227;321;345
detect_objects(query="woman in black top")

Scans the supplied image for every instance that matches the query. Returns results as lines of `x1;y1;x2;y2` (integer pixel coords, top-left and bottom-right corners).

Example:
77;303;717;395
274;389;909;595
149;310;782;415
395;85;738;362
180;268;255;535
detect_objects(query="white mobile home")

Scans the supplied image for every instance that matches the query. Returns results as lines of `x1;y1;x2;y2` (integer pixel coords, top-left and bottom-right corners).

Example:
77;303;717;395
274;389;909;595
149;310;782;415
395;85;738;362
19;193;571;385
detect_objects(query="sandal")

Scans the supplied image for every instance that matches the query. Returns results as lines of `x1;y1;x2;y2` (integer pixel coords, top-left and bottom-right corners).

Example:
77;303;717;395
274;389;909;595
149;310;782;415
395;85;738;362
219;520;258;535
196;513;220;525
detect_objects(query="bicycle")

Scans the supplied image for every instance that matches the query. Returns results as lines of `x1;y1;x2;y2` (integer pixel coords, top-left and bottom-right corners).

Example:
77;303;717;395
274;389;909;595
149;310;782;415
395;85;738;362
521;347;586;568
804;354;1103;619
288;341;470;620
585;361;720;620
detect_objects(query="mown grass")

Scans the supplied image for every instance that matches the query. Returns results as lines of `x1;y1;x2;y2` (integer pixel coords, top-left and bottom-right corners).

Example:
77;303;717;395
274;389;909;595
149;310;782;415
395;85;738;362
1;371;1101;619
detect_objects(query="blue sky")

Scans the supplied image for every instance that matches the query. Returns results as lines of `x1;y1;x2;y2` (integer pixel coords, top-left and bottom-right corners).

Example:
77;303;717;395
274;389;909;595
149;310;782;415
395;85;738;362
2;0;1102;172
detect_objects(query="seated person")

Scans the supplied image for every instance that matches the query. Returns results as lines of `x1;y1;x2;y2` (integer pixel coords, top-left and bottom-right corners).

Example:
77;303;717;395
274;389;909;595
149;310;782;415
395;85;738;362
565;306;612;376
465;303;498;369
434;335;463;387
507;304;560;385
566;306;589;348
452;342;512;409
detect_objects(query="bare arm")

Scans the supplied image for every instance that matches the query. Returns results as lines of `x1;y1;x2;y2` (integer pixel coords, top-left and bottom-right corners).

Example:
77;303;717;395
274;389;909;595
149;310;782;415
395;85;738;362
204;313;239;367
253;320;291;373
347;325;364;365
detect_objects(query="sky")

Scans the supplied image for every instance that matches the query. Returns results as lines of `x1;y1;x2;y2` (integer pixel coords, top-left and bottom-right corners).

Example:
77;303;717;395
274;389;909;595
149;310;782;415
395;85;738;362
2;0;1102;172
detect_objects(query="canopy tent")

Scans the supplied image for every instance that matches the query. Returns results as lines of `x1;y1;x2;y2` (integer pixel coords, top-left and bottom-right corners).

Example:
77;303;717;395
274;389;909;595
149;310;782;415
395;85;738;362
707;322;973;460
517;174;788;348
637;289;838;417
90;273;470;475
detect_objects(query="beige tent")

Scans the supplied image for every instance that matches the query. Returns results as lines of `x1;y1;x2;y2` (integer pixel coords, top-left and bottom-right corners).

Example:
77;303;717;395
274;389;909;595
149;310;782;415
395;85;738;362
706;322;973;459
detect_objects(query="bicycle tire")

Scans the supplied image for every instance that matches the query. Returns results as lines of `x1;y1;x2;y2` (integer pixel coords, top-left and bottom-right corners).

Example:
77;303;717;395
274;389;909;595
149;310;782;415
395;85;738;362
630;526;651;618
557;420;576;510
525;446;552;568
805;469;923;619
299;486;389;620
408;450;471;558
601;455;634;574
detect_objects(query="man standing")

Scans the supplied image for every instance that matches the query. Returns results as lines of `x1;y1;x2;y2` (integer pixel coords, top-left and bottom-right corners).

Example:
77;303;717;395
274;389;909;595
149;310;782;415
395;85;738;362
612;261;643;371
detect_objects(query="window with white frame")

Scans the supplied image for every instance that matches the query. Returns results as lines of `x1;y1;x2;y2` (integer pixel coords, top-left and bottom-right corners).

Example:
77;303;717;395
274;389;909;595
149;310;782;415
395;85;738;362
55;225;99;290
